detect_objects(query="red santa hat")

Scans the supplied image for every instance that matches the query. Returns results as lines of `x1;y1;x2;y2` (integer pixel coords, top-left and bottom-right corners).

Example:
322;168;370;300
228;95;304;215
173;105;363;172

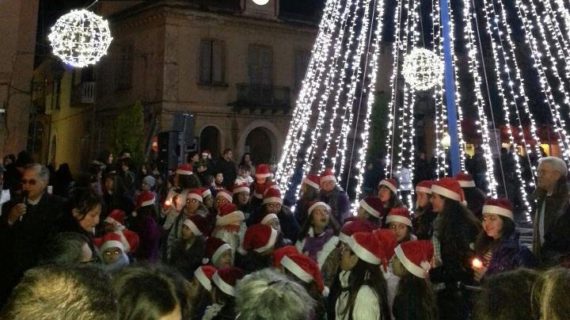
263;188;283;205
187;188;203;203
386;207;413;227
303;174;321;190
339;220;375;243
183;215;209;236
194;265;217;292
280;253;326;295
215;189;233;203
320;168;336;184
455;172;476;188
212;267;245;297
307;201;331;216
233;182;250;195
347;232;383;265
482;198;514;221
118;229;139;253
204;237;232;265
99;232;125;253
359;196;384;218
431;178;465;203
201;150;211;158
242;224;278;253
216;203;245;226
378;178;398;194
272;245;299;267
415;180;433;194
394;240;434;279
260;213;279;226
105;209;126;226
176;163;193;175
255;164;272;179
201;188;212;199
136;191;156;208
372;229;398;271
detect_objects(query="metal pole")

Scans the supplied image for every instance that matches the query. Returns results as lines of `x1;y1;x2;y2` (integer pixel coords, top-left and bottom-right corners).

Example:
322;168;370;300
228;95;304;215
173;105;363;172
440;0;461;175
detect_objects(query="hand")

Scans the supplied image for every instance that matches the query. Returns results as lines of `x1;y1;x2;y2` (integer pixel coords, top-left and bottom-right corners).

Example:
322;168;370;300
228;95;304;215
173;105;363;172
473;265;488;282
8;203;26;225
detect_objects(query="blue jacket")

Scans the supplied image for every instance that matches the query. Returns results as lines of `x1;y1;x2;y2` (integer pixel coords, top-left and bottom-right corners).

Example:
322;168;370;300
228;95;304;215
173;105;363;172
486;233;538;276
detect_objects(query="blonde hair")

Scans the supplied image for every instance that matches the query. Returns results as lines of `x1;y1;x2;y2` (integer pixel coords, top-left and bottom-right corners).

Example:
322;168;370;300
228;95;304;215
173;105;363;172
532;268;570;320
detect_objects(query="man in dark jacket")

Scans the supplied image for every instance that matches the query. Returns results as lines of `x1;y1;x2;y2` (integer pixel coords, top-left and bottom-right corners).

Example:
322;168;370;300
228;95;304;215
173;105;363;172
533;157;569;266
0;164;65;306
216;148;237;189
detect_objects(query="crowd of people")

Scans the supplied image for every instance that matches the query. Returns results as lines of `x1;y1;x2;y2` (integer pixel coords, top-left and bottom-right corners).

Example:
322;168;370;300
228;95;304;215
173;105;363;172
0;149;569;319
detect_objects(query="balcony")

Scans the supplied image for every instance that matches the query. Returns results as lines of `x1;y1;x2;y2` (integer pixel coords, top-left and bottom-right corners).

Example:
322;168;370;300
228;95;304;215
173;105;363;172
71;82;95;106
231;84;291;114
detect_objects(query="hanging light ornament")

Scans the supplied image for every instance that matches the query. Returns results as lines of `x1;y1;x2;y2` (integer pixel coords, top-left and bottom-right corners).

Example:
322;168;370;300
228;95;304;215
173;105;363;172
402;48;443;91
48;9;113;68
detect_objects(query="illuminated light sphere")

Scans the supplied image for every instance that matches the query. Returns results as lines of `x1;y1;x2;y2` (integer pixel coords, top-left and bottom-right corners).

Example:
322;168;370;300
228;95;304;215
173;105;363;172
252;0;270;5
48;9;113;68
402;48;443;91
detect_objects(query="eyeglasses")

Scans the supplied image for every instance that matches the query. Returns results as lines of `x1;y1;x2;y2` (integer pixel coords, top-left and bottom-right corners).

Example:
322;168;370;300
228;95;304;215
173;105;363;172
21;179;37;185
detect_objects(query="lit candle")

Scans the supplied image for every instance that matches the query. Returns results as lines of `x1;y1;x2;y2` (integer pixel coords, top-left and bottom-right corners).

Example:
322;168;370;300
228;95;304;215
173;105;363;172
164;199;172;207
472;258;483;269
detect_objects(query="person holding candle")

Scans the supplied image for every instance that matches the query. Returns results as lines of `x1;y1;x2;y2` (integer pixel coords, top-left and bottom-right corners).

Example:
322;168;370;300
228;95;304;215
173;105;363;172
472;198;537;282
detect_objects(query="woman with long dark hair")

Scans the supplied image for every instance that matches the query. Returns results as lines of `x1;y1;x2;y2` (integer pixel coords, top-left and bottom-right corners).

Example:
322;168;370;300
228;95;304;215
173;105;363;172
59;187;103;253
428;178;481;320
296;201;340;267
412;180;436;240
331;232;390;320
472;198;536;282
377;179;404;227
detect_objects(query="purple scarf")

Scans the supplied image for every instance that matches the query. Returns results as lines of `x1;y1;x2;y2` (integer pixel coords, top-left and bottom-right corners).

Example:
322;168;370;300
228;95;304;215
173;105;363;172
302;228;335;262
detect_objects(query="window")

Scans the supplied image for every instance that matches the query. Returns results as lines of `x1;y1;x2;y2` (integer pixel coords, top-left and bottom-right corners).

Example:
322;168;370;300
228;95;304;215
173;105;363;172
294;49;311;91
116;44;134;90
199;39;226;85
248;45;273;85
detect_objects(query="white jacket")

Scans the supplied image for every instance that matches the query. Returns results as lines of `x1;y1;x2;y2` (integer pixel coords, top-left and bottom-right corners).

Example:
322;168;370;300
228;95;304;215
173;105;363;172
335;271;381;320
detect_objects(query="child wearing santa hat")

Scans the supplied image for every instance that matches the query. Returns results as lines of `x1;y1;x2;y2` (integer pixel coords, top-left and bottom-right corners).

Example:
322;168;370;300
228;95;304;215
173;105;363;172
253;187;300;243
386;207;416;243
204;237;234;269
168;215;209;278
412;180;437;240
294;174;321;226
249;164;275;212
391;240;438;320
189;265;217;319
319;168;351;225
238;223;282;272
377;178;405;227
357;196;385;227
203;267;245;320
212;203;246;253
131;191;162;263
97;232;131;273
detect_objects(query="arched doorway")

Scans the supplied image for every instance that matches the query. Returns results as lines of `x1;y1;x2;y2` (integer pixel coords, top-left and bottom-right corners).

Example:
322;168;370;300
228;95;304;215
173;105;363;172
200;126;220;157
245;127;274;164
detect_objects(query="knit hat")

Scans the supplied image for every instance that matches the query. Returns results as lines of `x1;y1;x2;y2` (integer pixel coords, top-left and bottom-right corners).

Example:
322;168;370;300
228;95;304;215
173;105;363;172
378;178;398;194
215;189;233;203
136;191;156;208
242;224;278;253
255;164;272;179
187;188;203;203
281;253;326;295
176;163;193;175
99;232;125;253
183;215;209;236
105;209;126;226
307;201;331;216
202;188;212;199
359;196;384;218
216;203;245;226
194;265;217;292
347;232;383;265
455;172;476;188
272;245;299;267
372;229;398;271
204;237;232;265
415;180;433;194
320;168;336;184
233;182;250;195
339;220;375;243
142;175;156;189
394;240;434;279
482;198;514;221
431;178;465;203
263;188;283;205
212;267;245;297
303;174;321;190
386;207;413;227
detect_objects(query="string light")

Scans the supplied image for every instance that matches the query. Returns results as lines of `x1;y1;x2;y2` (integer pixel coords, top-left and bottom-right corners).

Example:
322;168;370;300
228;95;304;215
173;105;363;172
48;9;113;68
402;48;443;91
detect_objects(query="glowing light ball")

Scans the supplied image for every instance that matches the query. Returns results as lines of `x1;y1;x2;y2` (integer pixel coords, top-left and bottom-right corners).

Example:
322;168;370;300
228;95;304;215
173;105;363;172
252;0;270;5
402;48;443;91
48;9;113;68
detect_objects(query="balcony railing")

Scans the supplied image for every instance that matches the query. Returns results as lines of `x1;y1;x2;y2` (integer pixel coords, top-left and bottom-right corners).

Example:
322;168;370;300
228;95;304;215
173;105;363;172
232;84;291;113
71;81;95;106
